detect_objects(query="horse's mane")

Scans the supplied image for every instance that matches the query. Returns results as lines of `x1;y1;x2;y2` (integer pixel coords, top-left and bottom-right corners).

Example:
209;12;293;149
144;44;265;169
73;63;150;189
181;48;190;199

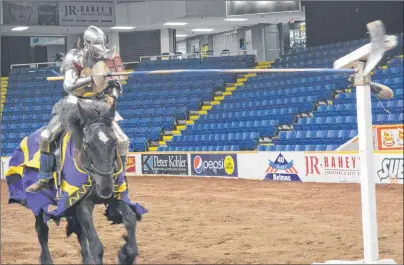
58;99;114;147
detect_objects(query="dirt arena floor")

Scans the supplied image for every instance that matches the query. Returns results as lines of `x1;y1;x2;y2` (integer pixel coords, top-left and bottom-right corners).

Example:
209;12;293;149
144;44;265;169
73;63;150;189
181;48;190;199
1;176;403;264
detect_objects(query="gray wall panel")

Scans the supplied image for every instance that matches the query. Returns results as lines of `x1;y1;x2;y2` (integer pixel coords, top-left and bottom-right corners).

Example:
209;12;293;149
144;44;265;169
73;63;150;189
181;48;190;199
119;30;161;62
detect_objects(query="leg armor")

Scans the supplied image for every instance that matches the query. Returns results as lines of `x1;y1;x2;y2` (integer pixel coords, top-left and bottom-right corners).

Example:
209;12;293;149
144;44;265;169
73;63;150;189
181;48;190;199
112;121;130;174
26;114;63;193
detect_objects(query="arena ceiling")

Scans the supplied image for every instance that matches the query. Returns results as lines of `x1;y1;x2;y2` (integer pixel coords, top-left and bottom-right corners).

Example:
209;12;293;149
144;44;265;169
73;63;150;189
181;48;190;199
0;0;305;38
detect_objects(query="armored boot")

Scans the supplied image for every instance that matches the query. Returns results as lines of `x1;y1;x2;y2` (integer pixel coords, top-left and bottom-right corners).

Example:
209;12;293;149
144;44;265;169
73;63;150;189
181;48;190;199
25;152;55;193
120;155;127;175
120;155;129;191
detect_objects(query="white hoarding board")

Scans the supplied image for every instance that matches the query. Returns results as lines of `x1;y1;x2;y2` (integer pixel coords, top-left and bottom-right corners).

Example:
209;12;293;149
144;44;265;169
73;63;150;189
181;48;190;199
373;153;403;184
1;156;11;179
237;153;261;179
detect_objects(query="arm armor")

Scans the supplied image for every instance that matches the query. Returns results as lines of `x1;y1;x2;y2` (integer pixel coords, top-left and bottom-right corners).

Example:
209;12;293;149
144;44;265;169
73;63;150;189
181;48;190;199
61;49;92;96
107;79;122;99
63;69;92;96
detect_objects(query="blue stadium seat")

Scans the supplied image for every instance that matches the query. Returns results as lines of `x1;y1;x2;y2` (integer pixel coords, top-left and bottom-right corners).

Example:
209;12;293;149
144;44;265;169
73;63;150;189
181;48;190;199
2;46;403;155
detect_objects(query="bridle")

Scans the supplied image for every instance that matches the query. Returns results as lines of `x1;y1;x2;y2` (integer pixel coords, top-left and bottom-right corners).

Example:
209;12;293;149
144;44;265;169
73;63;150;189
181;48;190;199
81;122;116;177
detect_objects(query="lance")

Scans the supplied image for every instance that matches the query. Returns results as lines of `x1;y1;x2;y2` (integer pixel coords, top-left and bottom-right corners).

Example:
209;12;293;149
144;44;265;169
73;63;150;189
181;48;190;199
46;67;357;82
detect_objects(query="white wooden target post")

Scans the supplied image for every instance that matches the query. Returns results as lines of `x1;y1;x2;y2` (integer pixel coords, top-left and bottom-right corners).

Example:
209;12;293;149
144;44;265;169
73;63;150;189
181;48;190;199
314;21;398;264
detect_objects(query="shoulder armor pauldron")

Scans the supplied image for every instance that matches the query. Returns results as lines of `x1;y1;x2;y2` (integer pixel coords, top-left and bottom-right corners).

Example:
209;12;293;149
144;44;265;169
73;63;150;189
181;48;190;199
60;49;85;74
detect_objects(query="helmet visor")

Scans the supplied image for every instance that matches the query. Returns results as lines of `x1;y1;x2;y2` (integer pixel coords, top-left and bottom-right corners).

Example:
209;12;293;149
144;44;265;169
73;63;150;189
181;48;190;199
89;43;107;58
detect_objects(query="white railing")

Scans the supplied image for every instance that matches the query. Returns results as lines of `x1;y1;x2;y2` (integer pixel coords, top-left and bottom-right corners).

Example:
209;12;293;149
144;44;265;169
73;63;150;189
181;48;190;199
122;61;140;69
139;49;258;62
9;50;257;70
10;62;60;69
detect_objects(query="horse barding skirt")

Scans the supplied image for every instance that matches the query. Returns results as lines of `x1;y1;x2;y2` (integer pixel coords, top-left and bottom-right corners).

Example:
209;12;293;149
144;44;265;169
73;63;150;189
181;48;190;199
5;128;147;223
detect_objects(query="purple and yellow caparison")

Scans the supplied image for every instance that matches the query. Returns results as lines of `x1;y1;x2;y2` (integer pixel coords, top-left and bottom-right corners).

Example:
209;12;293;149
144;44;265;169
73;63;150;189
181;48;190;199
6;128;147;223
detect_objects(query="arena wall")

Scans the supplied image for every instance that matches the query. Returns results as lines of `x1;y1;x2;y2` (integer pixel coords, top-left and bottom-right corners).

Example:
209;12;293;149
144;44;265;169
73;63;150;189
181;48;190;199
1;151;402;184
1;124;402;183
122;150;403;185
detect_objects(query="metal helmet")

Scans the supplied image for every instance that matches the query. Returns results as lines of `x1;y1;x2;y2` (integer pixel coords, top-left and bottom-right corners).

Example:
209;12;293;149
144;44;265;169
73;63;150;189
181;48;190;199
83;25;113;59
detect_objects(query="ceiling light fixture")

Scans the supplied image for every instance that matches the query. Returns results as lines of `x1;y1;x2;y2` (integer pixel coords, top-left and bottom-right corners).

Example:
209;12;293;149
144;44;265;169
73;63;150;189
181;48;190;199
192;28;214;32
11;26;29;31
176;34;188;37
111;26;135;30
224;18;248;21
163;22;188;26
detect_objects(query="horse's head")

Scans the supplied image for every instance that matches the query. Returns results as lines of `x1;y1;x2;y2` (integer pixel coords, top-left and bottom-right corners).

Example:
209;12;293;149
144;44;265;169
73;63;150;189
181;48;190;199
77;99;118;199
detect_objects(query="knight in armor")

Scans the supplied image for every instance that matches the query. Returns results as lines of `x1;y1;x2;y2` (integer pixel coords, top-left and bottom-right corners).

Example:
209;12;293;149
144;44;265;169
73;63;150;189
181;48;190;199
26;26;130;193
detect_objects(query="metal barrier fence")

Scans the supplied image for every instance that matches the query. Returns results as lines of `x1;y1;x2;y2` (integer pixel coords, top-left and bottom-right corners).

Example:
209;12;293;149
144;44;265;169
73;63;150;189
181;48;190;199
139;49;258;61
10;49;257;70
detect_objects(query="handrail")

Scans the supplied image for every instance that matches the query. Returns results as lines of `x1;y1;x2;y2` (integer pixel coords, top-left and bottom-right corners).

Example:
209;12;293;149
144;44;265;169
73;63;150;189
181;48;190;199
123;61;140;65
139;49;258;62
10;62;60;69
9;50;257;70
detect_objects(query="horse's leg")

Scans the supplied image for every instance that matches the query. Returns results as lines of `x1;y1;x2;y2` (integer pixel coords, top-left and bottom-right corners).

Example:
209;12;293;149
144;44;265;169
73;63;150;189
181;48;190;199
66;216;93;264
114;200;139;265
35;213;54;265
75;200;104;264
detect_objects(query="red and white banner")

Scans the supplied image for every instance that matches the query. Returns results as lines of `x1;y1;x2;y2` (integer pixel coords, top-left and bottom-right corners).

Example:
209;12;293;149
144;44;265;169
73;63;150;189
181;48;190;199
305;152;361;183
375;124;403;151
126;154;137;176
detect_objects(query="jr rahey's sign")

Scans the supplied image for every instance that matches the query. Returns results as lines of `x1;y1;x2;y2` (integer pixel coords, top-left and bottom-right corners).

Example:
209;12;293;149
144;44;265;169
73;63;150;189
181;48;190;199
141;154;189;175
59;2;115;26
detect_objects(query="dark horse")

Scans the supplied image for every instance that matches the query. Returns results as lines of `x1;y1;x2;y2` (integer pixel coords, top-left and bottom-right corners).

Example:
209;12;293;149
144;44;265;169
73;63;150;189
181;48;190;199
6;98;147;264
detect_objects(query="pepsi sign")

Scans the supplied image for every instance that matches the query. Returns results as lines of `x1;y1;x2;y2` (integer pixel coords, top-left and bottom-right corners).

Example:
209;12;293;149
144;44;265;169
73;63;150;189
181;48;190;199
191;154;238;177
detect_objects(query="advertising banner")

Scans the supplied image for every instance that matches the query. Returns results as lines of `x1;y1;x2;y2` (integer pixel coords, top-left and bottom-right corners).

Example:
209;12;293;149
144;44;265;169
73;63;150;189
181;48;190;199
126;154;137;177
59;2;115;26
256;152;305;182
141;154;188;175
191;154;238;177
376;124;403;151
226;1;301;16
3;1;58;26
374;153;403;184
305;152;360;183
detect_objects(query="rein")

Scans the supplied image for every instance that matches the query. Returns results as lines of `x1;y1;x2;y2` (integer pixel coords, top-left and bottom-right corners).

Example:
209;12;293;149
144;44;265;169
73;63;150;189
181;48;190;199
80;122;115;177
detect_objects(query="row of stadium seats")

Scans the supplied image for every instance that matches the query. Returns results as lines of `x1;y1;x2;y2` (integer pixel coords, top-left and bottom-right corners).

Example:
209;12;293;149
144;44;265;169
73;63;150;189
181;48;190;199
336;89;404;103
273;129;358;145
248;73;348;82
168;132;260;150
184;121;277;136
284;33;402;56
160;145;240;152
316;100;404;116
242;77;348;89
258;144;340;151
